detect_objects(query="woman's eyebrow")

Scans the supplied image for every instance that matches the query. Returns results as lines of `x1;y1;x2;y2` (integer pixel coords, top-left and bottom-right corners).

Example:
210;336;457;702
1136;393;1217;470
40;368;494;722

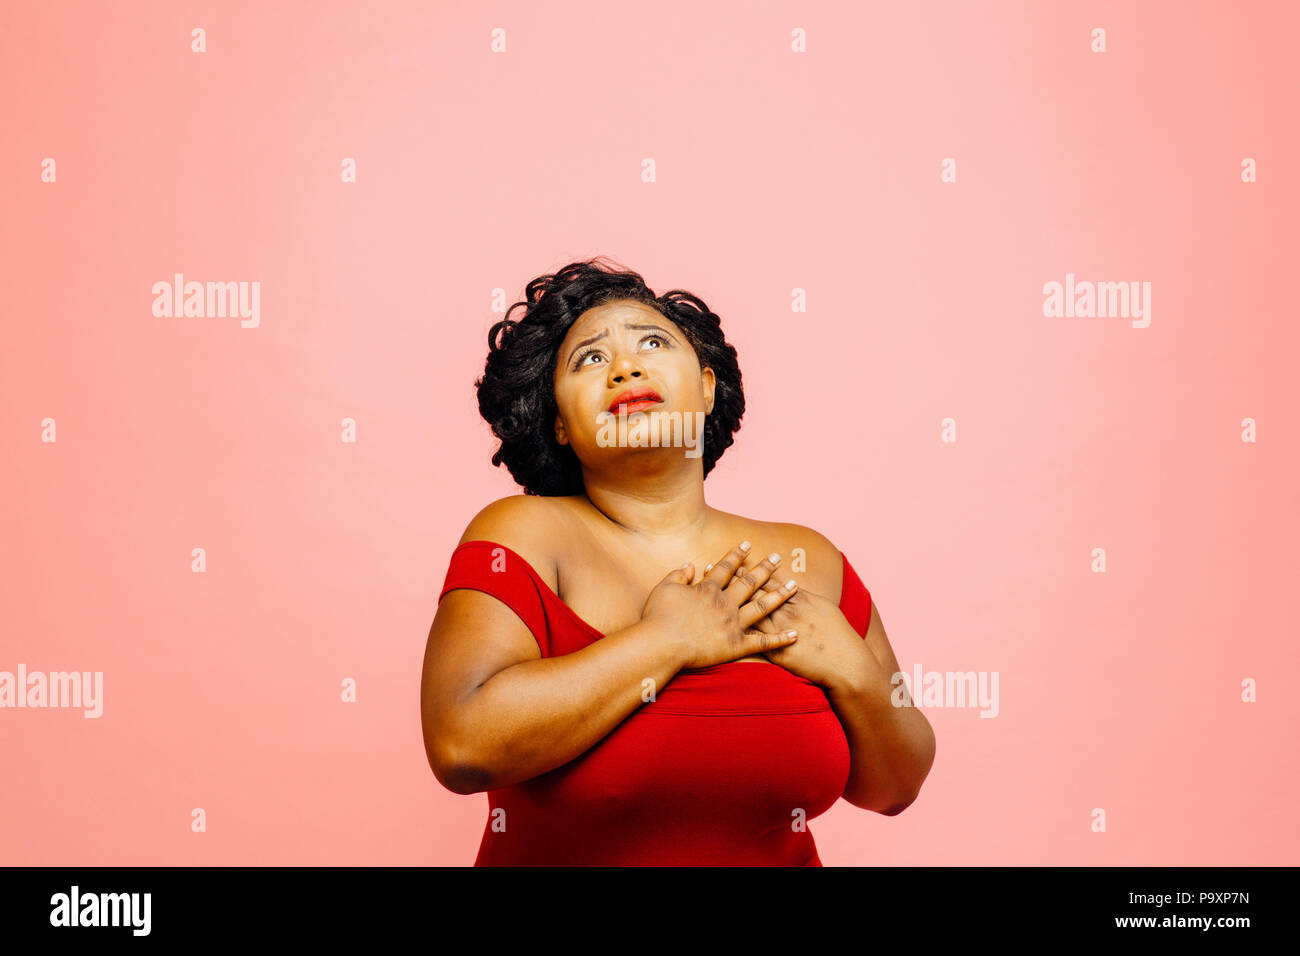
567;328;609;363
626;323;676;340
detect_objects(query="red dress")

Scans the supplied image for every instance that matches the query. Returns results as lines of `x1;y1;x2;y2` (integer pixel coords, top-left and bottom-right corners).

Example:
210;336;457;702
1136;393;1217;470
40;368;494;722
437;539;874;866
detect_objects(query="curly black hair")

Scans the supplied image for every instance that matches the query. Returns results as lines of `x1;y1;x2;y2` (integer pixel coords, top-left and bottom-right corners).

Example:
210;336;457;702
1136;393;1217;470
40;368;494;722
475;257;745;496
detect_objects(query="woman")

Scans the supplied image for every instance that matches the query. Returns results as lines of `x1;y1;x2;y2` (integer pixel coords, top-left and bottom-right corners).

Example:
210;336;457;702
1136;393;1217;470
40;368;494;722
420;258;936;865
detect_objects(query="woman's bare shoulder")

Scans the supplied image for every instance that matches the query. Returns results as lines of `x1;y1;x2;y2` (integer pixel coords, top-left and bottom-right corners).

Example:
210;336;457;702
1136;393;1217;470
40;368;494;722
455;495;566;585
728;514;843;601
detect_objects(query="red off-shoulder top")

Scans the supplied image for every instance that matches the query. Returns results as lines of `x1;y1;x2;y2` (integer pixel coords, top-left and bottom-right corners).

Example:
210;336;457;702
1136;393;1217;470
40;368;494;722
437;539;874;866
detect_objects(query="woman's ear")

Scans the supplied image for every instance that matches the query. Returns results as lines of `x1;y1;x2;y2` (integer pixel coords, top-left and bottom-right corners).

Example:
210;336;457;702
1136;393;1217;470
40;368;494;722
554;412;569;446
702;367;716;414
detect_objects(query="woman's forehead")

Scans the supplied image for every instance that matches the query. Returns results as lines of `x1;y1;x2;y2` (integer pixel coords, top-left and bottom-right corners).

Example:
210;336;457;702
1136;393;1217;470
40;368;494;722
569;299;662;333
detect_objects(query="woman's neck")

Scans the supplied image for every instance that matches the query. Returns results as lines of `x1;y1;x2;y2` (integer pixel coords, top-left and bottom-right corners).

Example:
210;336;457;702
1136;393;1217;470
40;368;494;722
579;466;714;541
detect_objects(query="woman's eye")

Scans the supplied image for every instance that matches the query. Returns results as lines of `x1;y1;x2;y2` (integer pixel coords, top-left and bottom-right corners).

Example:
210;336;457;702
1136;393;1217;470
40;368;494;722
575;334;669;369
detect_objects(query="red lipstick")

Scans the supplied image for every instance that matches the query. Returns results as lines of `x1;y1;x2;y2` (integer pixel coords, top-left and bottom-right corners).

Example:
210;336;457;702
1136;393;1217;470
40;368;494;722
607;387;663;414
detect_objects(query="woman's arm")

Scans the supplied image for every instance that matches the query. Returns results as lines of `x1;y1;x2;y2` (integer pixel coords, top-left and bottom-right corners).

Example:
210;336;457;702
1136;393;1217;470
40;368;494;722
758;524;936;814
422;589;686;794
829;603;936;814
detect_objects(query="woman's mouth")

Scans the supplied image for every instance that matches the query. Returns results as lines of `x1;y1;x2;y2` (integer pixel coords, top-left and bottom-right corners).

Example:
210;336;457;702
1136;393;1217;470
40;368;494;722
608;388;663;414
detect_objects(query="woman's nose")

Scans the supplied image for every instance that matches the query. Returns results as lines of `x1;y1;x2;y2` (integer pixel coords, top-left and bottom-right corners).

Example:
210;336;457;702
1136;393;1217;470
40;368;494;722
607;352;645;382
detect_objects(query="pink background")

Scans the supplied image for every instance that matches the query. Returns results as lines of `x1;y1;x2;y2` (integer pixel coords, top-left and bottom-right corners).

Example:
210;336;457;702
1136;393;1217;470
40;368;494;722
2;0;1296;865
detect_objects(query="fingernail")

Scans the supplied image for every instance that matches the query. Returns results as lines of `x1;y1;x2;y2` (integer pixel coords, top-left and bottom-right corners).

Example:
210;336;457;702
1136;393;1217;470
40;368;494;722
786;630;798;638
785;579;797;590
740;540;751;552
768;552;780;563
704;563;713;573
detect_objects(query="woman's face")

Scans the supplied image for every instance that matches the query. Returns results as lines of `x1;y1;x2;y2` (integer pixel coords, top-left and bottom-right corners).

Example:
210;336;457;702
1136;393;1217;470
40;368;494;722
552;299;715;468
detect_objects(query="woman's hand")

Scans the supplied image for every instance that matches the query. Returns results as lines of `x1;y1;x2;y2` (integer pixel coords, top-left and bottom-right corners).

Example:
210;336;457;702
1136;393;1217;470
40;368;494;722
749;582;879;693
641;541;801;670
